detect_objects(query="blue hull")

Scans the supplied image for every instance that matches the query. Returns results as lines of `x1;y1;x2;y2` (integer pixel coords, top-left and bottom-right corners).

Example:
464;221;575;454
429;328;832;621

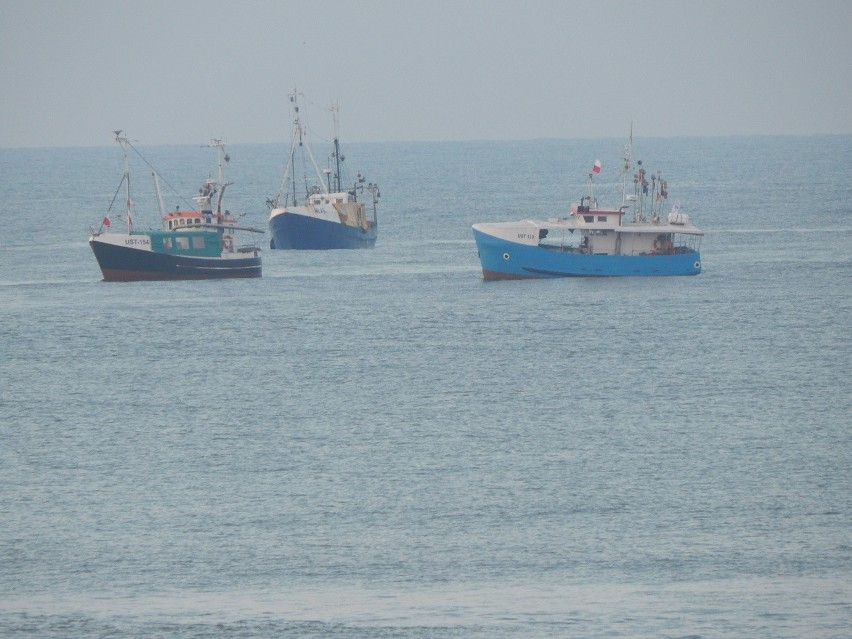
269;211;376;250
90;240;261;281
473;228;702;279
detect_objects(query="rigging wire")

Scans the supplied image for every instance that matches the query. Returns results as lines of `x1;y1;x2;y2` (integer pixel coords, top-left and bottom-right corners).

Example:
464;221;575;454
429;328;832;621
105;173;126;214
126;140;198;211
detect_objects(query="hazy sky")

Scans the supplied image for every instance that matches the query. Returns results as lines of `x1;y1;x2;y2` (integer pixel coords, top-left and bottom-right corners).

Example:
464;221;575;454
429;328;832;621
1;0;850;148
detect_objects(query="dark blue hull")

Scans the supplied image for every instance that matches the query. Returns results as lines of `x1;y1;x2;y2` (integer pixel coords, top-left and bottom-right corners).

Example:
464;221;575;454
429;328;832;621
269;211;376;250
90;239;262;281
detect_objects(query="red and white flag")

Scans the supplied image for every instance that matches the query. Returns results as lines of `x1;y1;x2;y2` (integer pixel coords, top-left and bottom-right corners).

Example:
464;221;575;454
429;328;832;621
592;159;602;174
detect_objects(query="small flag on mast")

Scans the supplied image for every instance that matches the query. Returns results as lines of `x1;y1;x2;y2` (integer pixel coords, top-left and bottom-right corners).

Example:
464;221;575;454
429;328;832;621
592;159;602;174
102;216;110;227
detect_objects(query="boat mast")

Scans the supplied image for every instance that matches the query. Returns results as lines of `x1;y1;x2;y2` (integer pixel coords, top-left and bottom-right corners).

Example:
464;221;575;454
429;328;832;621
330;101;342;192
586;161;598;209
294;91;333;197
152;171;166;216
292;93;302;204
271;90;336;207
623;123;648;223
366;182;380;223
209;138;230;215
621;122;633;209
212;138;225;189
277;91;304;207
587;171;596;208
114;130;133;230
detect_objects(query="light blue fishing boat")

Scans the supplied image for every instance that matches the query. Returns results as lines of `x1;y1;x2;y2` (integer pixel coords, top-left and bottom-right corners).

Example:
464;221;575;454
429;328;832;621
473;130;703;280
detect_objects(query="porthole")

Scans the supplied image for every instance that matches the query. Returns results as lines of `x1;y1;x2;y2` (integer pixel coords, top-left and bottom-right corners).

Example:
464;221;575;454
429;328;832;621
502;252;510;260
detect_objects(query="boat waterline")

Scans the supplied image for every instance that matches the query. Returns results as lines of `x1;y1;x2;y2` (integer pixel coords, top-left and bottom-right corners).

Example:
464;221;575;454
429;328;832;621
473;227;701;279
90;237;261;281
269;209;377;250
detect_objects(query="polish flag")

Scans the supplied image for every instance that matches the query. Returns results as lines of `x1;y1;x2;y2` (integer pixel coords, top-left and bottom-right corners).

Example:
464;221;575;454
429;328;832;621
592;159;602;174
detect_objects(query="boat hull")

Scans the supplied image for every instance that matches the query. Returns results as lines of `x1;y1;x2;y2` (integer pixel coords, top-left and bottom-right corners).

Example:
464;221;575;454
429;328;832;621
269;210;376;250
472;227;702;279
89;238;262;281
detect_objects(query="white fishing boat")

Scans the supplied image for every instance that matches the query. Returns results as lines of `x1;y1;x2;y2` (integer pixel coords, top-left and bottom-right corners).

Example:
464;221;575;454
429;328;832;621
267;92;380;250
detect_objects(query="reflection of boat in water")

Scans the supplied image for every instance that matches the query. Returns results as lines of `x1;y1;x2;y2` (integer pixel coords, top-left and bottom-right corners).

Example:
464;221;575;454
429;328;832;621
472;130;703;279
89;132;263;281
267;91;380;250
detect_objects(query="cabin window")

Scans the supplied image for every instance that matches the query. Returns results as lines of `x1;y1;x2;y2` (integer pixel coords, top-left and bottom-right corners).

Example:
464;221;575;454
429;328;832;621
176;237;190;250
597;216;607;222
584;216;594;223
192;236;205;249
194;218;201;225
336;198;343;203
162;237;173;249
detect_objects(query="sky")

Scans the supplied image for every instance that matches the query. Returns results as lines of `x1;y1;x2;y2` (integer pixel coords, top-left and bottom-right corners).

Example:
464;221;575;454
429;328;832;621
1;0;850;148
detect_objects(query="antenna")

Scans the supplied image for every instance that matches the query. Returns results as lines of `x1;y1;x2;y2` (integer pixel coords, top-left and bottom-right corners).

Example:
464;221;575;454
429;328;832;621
621;122;633;209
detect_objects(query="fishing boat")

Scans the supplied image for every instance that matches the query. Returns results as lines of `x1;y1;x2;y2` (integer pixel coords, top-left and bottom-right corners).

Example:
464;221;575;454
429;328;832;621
267;92;380;250
89;131;263;281
472;132;703;279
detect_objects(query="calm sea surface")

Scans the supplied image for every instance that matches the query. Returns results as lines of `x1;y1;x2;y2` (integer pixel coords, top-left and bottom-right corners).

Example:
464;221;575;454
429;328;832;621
1;136;850;637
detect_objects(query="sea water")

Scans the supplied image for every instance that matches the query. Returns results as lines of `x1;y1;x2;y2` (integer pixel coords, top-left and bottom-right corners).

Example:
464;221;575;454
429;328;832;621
0;136;850;637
